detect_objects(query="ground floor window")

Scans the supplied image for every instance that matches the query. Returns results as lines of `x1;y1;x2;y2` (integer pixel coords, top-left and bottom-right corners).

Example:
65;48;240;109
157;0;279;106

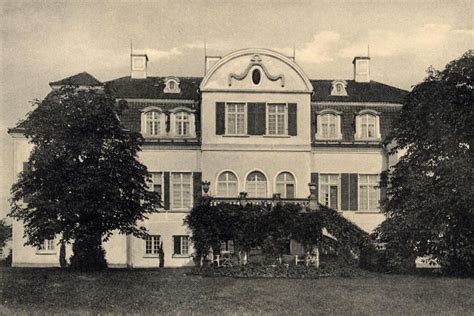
38;239;55;251
173;235;189;256
220;240;234;253
359;174;379;211
145;235;161;255
319;174;339;209
246;171;267;198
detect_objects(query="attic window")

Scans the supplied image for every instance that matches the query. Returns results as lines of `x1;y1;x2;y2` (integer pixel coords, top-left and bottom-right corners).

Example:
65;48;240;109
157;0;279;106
164;77;181;93
331;80;348;96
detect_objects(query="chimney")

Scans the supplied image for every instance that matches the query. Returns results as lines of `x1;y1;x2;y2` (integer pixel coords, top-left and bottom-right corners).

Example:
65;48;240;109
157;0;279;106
131;53;148;79
352;56;370;83
205;56;221;74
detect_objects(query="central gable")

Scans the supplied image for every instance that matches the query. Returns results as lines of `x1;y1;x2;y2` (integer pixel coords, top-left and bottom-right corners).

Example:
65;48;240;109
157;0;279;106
200;48;313;93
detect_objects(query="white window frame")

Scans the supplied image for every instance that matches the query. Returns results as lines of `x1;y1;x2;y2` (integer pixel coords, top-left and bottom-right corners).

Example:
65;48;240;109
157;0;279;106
319;174;340;210
316;109;342;140
275;171;296;198
266;103;288;136
170;172;193;211
37;239;56;255
216;171;239;197
225;102;247;135
245;170;268;198
169;108;195;137
355;110;381;140
358;174;380;212
173;235;190;256
140;106;165;137
144;235;161;256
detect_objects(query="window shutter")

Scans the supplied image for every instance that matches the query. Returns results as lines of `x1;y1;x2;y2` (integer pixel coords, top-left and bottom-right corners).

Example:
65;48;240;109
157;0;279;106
164;172;170;210
349;173;358;211
311;106;316;142
173;236;180;254
311;173;319;200
379;172;388;209
216;102;225;135
288;103;297;136
248;103;266;135
23;162;32;204
193;172;202;207
341;173;350;210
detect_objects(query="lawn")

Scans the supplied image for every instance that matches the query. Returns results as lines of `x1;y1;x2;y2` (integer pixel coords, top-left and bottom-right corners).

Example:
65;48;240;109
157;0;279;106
0;267;473;315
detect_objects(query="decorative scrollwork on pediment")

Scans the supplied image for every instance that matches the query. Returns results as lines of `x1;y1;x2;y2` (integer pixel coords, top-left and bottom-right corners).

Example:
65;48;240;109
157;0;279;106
228;55;285;87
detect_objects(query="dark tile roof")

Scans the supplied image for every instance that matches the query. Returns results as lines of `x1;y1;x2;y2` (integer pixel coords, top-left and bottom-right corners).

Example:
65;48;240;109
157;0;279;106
49;72;103;87
105;76;202;100
311;80;408;103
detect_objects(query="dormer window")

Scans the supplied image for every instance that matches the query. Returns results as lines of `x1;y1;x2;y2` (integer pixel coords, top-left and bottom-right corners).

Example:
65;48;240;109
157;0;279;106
355;109;381;140
164;76;181;93
316;109;342;140
330;80;348;96
141;106;165;137
169;107;196;137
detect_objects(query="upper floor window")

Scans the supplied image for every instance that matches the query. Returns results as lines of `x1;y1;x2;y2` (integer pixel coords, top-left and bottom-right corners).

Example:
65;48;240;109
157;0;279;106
355;110;381;140
217;171;238;197
275;172;295;198
226;103;246;135
175;111;190;136
171;173;192;210
151;172;163;202
169;108;195;137
267;104;287;135
319;174;339;209
141;107;164;137
316;110;342;140
246;171;267;198
359;174;379;211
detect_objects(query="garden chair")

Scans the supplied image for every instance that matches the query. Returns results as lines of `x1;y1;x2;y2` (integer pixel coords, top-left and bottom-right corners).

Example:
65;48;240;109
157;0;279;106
221;251;233;267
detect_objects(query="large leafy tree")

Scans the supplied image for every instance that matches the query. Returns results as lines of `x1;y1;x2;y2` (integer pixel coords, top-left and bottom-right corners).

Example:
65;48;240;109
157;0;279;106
9;87;160;271
376;50;474;276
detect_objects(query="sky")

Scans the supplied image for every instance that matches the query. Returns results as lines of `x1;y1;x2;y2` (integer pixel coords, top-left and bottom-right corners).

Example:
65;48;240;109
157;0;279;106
0;0;472;217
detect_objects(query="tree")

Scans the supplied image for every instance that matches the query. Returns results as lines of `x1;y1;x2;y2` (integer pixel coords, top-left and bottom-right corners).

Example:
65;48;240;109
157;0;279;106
0;219;12;250
9;87;161;271
375;50;474;276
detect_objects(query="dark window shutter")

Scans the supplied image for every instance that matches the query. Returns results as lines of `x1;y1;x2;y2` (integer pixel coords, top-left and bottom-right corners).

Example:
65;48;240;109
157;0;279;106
23;162;32;204
311;173;319;200
379;172;388;209
288;103;297;136
216;102;225;135
173;236;180;254
341;173;350;210
248;103;266;135
193;172;202;207
164;172;170;210
349;173;358;211
311;106;316;142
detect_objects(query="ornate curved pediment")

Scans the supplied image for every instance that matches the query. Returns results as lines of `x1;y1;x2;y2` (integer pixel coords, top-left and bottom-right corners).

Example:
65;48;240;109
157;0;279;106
228;55;285;87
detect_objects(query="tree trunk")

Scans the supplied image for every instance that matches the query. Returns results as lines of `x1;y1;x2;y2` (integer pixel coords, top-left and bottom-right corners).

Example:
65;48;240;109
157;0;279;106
69;232;107;271
59;240;67;268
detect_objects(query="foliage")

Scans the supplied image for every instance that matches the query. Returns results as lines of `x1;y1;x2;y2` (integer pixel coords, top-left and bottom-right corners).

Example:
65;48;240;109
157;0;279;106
185;202;373;267
9;87;161;270
0;219;12;250
375;50;474;276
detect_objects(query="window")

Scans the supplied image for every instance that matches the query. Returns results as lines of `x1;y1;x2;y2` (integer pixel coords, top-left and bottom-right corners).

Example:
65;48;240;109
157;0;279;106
171;173;192;210
220;240;234;253
175;111;190;136
217;171;238;197
330;80;348;96
38;239;55;252
252;69;261;85
145;111;162;136
359;174;380;211
151;172;163;202
164;77;181;93
145;235;161;255
356;110;381;140
267;104;287;135
246;171;267;198
320;174;339;209
226;103;246;135
316;110;342;140
276;172;295;198
173;235;189;256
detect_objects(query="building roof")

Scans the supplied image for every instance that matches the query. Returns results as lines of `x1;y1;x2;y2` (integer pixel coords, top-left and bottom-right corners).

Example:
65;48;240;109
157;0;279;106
49;72;103;87
310;80;408;103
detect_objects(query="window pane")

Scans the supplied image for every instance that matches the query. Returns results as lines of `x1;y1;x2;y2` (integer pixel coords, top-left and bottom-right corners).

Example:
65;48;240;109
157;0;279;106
286;184;295;198
246;171;267;197
330;185;338;209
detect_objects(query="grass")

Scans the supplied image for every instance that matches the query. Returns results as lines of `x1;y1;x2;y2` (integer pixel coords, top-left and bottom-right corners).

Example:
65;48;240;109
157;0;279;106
0;266;473;315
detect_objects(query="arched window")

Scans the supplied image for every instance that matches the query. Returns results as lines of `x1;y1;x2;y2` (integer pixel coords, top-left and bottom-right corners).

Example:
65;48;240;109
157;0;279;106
246;171;267;198
217;171;238;197
360;114;376;138
316;110;342;140
175;111;190;136
145;110;161;136
355;110;381;140
276;172;295;198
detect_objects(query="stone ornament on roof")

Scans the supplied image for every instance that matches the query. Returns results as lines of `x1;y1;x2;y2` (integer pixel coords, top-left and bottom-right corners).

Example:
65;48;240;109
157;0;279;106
228;54;285;87
330;80;348;96
163;76;181;94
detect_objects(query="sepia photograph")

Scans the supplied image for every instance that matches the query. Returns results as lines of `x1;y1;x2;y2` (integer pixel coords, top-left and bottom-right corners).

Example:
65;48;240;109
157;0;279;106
0;0;473;314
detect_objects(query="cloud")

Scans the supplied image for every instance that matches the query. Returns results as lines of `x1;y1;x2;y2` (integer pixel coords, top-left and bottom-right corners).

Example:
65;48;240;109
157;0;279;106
295;31;341;63
338;24;473;58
